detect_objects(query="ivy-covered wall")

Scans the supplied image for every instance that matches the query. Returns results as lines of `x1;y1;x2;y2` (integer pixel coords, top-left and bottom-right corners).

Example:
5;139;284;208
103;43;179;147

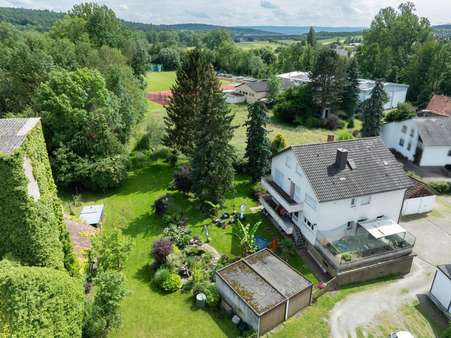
0;261;84;338
0;121;76;272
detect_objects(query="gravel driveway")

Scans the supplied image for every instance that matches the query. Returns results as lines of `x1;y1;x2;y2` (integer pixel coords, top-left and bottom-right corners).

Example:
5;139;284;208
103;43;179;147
329;197;451;338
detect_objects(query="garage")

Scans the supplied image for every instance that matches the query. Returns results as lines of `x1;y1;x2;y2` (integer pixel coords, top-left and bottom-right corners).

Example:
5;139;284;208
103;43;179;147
215;249;312;336
402;178;436;216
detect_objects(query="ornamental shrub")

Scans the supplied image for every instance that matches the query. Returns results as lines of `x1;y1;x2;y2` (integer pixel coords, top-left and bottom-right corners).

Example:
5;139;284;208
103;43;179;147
163;225;192;248
384;102;416;123
154;196;169;216
151;239;173;264
162;273;181;292
336;130;353;141
153;267;170;288
428;181;451;195
192;282;220;307
0;261;84;338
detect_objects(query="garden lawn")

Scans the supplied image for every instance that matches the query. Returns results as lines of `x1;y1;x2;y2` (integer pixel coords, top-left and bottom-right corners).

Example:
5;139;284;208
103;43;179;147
62;156;317;338
145;71;177;92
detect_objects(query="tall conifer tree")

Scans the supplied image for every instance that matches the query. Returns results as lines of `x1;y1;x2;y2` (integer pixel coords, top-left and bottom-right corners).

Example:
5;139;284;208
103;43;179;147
245;102;271;182
164;48;208;156
191;65;235;204
341;58;360;121
361;80;388;137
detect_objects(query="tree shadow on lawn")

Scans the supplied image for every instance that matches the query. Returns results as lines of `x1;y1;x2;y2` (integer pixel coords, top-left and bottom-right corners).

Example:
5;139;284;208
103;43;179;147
123;212;165;238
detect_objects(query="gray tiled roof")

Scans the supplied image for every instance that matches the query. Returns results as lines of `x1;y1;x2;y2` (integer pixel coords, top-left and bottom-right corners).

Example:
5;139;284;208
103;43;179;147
244;80;269;93
0;118;40;154
416;118;451;146
288;137;412;202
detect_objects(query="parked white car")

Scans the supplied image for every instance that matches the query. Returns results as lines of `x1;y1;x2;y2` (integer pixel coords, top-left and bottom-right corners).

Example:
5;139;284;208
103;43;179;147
389;331;414;338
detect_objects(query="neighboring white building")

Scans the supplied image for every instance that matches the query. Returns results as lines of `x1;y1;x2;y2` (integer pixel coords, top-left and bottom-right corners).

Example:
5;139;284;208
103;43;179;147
429;264;451;319
358;80;409;110
260;138;415;283
277;72;409;111
381;117;451;167
223;90;245;104
235;81;270;104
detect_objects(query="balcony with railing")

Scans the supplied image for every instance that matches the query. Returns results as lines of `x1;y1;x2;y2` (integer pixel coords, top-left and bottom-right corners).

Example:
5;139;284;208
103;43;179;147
261;176;303;213
315;218;415;272
259;195;295;235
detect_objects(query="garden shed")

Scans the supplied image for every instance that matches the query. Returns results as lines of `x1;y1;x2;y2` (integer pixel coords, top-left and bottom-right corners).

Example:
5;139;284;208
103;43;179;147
215;249;312;336
79;205;104;226
429;264;451;319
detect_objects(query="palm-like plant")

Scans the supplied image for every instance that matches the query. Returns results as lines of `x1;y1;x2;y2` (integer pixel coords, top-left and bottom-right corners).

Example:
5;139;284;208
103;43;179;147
234;220;261;256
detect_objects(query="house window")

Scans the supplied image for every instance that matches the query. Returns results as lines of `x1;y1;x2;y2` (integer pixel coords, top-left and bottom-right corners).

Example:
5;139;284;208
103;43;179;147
410;129;415;137
351;198;356;208
303;217;315;231
346;221;354;230
401;125;407;133
448;150;451;157
292;212;299;221
359;195;371;206
305;194;317;210
399;138;405;147
407;142;412;151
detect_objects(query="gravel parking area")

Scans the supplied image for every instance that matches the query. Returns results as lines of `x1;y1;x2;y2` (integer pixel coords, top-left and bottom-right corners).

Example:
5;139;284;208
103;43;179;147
330;196;451;338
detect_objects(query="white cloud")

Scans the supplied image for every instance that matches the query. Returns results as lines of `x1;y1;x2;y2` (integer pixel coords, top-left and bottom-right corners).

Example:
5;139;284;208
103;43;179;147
0;0;449;26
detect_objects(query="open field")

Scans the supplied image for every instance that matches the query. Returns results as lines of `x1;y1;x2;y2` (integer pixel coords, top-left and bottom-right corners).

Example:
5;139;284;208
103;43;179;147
145;71;177;92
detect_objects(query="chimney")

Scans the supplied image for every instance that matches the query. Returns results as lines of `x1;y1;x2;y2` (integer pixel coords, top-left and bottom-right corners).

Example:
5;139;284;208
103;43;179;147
327;135;335;142
335;148;348;170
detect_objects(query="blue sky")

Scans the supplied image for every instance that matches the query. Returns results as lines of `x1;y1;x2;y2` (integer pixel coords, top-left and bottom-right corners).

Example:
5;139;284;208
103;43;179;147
0;0;450;26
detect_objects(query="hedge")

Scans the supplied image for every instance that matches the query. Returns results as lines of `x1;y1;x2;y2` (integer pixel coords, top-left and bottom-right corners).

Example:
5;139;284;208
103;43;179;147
428;181;451;195
0;261;84;338
0;121;77;273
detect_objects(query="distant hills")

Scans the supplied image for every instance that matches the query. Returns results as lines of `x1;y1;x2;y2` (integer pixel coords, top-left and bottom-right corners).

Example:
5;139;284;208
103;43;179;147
242;26;366;35
0;6;449;37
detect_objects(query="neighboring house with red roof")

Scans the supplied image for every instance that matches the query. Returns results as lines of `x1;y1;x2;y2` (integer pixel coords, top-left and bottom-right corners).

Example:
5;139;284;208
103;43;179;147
420;95;451;117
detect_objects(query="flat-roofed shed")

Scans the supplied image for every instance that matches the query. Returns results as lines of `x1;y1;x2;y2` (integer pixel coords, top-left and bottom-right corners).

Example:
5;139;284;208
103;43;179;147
215;249;312;336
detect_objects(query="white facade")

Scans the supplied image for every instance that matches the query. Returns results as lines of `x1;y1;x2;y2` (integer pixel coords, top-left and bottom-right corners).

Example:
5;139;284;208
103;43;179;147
382;119;451;167
381;119;419;161
359;81;409;110
420;146;451;167
430;268;451;318
266;150;407;245
235;83;267;104
223;91;245;104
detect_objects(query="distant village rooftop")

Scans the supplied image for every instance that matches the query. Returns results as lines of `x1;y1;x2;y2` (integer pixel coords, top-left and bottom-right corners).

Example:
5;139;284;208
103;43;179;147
0;118;40;154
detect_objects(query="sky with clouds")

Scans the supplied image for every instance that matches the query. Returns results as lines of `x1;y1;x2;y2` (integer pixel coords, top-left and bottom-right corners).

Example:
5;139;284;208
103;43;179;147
0;0;450;26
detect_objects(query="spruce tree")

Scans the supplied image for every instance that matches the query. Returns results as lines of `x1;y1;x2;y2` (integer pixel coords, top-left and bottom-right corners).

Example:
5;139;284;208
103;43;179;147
309;48;344;117
245;102;272;182
307;26;316;47
191;65;235;204
361;80;388;137
164;48;208;156
341;58;360;122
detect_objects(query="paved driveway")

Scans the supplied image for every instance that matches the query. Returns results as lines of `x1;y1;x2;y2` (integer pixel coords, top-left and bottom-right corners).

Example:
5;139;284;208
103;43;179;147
330;197;451;338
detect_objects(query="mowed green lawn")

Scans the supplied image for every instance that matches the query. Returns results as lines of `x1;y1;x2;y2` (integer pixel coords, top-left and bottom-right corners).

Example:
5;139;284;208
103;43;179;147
145;71;177;92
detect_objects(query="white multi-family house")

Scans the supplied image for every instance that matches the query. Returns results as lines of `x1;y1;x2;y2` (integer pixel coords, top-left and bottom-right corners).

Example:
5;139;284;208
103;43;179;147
382;117;451;167
260;137;415;284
